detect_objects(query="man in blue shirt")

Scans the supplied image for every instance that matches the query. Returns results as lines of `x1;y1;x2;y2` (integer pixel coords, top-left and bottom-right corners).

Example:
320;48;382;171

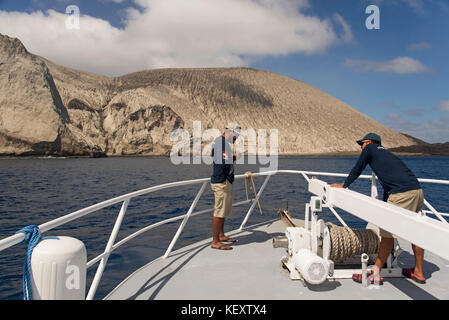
210;126;240;250
331;133;426;285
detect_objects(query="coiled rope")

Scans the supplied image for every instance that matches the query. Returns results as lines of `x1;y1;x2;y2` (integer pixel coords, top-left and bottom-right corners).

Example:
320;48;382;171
326;223;379;261
15;225;42;300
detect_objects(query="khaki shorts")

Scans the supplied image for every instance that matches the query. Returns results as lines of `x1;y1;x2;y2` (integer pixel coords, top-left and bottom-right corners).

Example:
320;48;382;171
211;180;233;218
380;188;424;238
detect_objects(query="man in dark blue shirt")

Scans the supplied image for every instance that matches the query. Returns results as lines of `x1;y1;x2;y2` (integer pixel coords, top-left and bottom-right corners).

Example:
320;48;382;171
210;126;240;250
331;133;426;285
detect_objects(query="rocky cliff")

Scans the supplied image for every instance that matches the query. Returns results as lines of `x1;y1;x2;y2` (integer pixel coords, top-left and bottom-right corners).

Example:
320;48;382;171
0;34;103;156
0;33;418;157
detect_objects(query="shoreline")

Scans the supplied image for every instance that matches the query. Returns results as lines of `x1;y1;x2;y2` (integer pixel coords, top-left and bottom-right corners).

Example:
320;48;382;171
1;152;448;160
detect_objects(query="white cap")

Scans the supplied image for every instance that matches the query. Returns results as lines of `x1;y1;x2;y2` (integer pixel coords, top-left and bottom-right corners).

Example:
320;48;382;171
225;123;241;138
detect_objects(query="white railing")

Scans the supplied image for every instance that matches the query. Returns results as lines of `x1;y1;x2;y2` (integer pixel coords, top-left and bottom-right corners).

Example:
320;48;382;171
0;169;448;299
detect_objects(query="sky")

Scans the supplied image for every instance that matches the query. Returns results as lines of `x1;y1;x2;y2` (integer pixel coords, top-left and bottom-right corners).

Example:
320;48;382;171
0;0;448;143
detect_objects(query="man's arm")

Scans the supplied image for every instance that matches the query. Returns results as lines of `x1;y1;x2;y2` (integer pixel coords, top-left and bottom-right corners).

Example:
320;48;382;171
331;148;370;188
343;149;370;188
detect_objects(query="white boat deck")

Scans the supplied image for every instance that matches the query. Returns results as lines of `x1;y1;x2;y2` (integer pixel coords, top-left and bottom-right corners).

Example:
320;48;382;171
2;171;447;301
105;218;449;300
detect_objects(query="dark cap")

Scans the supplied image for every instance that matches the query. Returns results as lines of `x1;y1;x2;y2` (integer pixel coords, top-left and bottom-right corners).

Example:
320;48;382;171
356;133;382;145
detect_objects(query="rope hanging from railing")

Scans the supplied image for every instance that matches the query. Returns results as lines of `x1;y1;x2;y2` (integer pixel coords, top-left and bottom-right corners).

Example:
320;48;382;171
15;225;42;300
244;171;263;215
326;223;379;261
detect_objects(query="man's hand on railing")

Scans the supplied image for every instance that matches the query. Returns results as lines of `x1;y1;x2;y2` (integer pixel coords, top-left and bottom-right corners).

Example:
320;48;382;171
330;183;344;188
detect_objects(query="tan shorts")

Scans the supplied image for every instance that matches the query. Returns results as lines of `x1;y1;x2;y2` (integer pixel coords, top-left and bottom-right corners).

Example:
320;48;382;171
380;188;424;238
211;180;233;218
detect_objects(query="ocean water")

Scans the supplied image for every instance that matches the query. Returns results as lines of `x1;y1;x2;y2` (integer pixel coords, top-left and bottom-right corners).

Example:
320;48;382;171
0;156;448;300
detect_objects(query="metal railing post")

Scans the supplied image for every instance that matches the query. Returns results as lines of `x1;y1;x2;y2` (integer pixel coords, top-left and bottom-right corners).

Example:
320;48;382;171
327;206;349;228
424;199;449;224
305;203;310;231
86;199;130;300
239;175;271;231
371;172;378;199
163;182;208;258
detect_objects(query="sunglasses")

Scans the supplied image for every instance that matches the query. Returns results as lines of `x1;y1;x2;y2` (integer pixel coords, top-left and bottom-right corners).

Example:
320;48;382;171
226;127;241;138
360;140;370;147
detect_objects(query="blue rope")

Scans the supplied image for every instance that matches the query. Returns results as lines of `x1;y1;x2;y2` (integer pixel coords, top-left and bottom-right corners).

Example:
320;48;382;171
15;225;42;300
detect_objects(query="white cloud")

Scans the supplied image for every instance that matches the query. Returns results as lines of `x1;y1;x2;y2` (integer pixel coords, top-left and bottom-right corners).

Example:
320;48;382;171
386;113;402;120
407;41;431;50
0;0;353;76
403;107;426;117
436;100;449;113
333;13;354;43
363;0;442;15
384;115;449;143
345;57;431;74
378;101;398;108
383;100;449;142
402;0;426;14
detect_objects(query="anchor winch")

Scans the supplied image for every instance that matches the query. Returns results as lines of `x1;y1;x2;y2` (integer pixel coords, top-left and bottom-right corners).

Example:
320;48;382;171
274;178;410;286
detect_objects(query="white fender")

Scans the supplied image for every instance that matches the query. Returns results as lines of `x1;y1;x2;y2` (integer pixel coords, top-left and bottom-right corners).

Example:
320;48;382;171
30;236;86;300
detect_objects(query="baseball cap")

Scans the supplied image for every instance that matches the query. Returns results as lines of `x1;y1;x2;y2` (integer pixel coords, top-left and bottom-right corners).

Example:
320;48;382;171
226;124;241;138
356;133;382;145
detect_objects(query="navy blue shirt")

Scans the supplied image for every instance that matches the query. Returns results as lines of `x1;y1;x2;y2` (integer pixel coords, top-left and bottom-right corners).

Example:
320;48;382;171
343;143;421;201
211;136;235;184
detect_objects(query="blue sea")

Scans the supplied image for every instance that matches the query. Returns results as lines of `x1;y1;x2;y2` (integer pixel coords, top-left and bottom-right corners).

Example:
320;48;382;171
0;156;448;300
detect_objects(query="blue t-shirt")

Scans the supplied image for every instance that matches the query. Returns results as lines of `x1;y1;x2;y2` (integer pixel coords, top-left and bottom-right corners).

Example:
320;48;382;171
343;143;421;201
211;136;235;184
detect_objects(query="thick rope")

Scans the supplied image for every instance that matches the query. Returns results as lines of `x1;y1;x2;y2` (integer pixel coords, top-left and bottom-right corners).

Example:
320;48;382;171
244;171;263;215
326;223;379;261
15;225;42;300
